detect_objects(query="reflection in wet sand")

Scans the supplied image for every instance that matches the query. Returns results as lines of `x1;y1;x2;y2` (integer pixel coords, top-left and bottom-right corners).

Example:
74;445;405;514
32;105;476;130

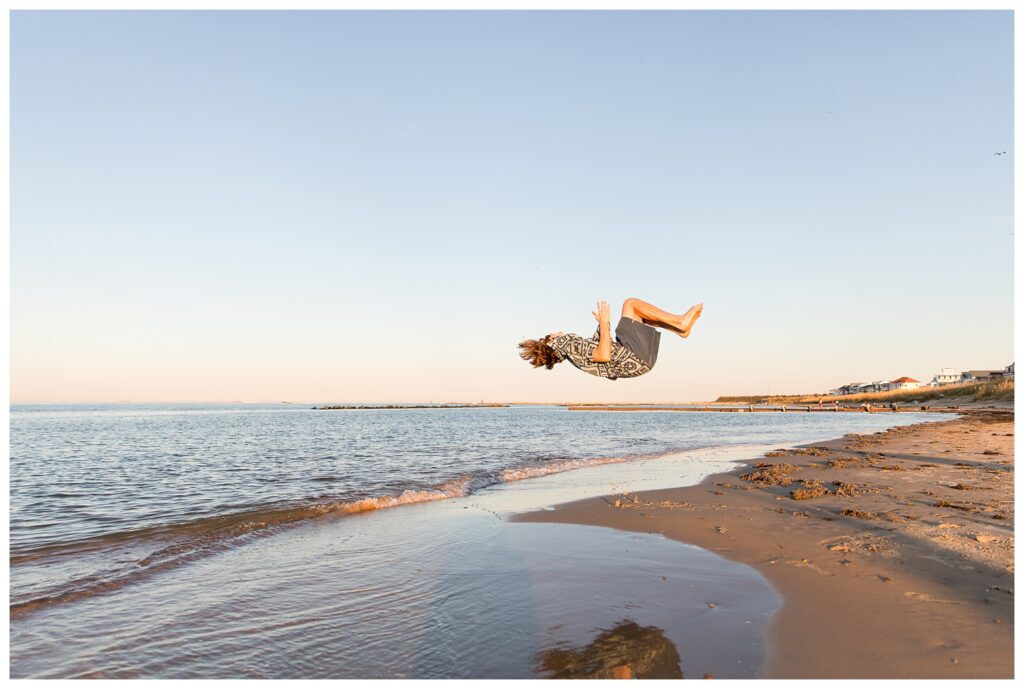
537;620;683;679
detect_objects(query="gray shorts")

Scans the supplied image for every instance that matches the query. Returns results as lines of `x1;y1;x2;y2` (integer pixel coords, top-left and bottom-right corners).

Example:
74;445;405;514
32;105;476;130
615;317;661;369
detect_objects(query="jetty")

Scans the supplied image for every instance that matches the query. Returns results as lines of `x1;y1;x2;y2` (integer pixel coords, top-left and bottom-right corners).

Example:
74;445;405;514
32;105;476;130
315;403;507;410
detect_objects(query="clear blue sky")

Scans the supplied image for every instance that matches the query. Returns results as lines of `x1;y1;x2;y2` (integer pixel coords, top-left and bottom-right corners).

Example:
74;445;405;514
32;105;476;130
11;10;1014;402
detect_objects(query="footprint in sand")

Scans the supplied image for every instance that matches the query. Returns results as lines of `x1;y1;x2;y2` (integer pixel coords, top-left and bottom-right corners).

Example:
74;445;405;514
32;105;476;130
786;559;834;576
904;591;961;604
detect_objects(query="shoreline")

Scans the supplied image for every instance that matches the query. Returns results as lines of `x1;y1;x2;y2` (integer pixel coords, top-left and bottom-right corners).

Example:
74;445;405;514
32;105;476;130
11;410;936;626
565;404;1012;414
515;409;1014;679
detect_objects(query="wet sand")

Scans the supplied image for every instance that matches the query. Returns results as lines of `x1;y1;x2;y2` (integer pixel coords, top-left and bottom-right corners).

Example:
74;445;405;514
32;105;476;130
516;410;1014;678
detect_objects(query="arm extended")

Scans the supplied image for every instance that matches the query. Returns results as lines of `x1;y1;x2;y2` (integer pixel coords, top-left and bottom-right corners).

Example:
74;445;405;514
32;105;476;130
591;301;612;363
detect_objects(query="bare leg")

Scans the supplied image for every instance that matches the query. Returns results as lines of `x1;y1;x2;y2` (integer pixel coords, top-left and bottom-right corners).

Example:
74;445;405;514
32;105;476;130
621;298;703;338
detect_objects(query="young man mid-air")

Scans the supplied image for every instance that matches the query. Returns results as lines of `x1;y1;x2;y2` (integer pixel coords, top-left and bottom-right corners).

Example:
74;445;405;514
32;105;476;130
518;298;702;380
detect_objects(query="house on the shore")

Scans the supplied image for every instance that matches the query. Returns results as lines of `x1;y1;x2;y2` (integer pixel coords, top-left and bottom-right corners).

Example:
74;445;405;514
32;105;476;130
833;365;1013;395
928;368;960;386
885;376;921;391
832;378;921;395
962;369;1005;383
926;366;1013;386
854;381;886;394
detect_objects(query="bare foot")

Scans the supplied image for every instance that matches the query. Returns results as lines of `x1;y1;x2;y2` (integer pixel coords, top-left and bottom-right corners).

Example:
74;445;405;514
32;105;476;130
666;303;702;338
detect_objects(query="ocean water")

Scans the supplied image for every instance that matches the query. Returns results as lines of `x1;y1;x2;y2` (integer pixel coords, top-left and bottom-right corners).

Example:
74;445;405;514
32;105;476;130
10;403;947;678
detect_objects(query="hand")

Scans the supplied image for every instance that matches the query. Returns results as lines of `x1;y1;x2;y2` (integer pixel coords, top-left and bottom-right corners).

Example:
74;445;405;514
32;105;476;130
591;300;610;323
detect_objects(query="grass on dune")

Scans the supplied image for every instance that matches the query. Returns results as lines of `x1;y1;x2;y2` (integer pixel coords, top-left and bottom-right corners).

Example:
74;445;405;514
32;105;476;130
716;379;1014;405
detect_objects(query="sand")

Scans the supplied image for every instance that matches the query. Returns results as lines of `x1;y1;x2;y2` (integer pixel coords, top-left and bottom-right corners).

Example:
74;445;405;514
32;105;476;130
515;410;1014;679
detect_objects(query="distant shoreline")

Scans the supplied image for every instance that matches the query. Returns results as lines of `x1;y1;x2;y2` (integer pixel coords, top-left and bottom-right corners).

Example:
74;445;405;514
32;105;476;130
565;404;1014;415
313;403;508;410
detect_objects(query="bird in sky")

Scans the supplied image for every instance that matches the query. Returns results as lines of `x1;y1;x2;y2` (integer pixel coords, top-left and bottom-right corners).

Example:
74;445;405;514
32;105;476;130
994;151;1007;155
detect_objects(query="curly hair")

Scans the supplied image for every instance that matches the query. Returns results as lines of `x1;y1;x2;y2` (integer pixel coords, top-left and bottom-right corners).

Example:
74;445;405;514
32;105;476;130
518;336;565;370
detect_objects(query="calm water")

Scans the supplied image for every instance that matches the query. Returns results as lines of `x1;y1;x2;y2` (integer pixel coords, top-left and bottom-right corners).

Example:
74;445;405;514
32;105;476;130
10;404;946;677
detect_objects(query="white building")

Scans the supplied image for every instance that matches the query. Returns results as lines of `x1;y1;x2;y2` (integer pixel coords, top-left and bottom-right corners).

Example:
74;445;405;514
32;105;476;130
929;368;960;386
887;376;921;391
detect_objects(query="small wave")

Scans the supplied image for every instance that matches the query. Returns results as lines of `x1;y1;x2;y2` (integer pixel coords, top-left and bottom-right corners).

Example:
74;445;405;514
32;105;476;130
333;478;474;515
499;455;638;482
497;444;737;484
9;478;481;619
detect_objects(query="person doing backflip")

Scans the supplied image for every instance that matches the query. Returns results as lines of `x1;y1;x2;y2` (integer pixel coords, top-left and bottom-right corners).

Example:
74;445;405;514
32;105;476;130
518;298;703;380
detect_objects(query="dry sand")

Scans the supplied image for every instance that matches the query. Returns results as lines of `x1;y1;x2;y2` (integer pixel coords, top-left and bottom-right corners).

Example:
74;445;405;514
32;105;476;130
515;410;1014;678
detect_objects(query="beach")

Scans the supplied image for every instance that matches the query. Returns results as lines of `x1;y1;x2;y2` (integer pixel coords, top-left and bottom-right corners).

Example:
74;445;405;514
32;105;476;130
9;6;1015;682
13;404;951;678
517;407;1014;678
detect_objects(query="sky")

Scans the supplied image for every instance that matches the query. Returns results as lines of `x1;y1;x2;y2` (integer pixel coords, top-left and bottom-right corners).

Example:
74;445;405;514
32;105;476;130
10;10;1014;403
